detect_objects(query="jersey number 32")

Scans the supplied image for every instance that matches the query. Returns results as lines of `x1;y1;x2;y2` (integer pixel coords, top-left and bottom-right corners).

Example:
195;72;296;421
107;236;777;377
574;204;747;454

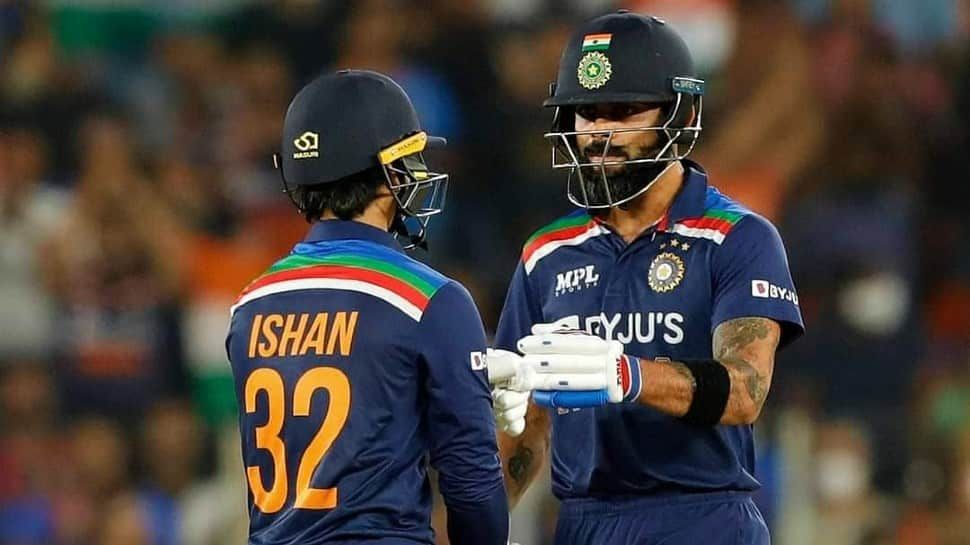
244;367;350;513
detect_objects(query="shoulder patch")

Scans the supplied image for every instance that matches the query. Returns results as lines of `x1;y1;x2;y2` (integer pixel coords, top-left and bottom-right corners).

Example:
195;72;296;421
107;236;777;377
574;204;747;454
521;213;605;274
232;242;449;321
667;186;751;244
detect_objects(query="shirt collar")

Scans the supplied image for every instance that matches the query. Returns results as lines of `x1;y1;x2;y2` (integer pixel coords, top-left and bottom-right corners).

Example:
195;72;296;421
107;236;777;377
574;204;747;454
658;159;709;230
302;220;403;252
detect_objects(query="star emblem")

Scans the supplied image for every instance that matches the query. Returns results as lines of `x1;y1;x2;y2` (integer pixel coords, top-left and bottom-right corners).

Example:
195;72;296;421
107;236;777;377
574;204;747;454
670;239;680;248
648;252;686;293
660;242;667;249
577;51;612;89
681;243;690;251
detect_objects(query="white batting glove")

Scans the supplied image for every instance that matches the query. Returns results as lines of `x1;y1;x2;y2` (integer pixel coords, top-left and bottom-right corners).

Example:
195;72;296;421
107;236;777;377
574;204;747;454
492;388;529;436
486;348;531;436
516;323;642;407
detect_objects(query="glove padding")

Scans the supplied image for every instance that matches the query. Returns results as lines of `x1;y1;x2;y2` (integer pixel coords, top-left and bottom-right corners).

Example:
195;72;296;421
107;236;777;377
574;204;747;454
517;323;641;407
486;348;530;436
492;388;529;436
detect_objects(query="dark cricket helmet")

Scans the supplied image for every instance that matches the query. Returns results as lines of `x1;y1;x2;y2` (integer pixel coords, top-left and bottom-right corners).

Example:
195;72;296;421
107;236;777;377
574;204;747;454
274;69;448;248
544;11;705;209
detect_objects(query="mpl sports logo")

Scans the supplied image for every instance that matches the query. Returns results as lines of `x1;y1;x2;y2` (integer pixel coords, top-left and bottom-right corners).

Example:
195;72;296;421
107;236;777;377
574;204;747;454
555;265;599;297
751;280;799;305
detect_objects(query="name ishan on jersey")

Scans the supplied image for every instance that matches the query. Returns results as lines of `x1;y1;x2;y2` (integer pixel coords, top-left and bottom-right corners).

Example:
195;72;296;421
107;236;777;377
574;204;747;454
561;312;685;345
247;311;359;358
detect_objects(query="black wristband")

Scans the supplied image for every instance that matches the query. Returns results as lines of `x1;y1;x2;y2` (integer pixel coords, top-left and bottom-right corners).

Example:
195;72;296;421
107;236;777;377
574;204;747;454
681;359;731;427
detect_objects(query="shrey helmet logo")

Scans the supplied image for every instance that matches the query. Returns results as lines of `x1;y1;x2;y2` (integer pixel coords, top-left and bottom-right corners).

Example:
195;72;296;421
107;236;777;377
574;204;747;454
577;51;612;90
293;131;320;159
648;252;685;293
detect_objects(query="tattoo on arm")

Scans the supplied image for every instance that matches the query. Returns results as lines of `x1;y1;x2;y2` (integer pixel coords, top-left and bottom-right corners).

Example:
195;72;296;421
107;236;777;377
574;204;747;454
668;360;696;393
713;317;777;408
721;356;767;405
507;444;534;483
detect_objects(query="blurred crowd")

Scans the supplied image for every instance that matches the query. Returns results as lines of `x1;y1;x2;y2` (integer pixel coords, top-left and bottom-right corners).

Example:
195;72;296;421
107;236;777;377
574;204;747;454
0;1;969;544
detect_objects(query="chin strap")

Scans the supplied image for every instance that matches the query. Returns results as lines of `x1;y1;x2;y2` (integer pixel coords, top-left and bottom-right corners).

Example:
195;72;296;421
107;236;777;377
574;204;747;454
390;214;428;251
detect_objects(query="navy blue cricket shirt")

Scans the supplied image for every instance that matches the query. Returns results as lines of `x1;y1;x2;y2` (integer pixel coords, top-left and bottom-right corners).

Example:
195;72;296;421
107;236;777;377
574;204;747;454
495;160;804;500
226;220;506;545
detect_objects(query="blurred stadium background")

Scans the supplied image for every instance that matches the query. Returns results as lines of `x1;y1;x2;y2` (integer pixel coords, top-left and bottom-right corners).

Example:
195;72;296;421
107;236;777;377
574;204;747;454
1;0;969;544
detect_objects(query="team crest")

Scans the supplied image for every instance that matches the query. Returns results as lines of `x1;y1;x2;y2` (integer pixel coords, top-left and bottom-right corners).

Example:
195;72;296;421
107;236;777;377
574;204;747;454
577;51;612;90
648;252;685;293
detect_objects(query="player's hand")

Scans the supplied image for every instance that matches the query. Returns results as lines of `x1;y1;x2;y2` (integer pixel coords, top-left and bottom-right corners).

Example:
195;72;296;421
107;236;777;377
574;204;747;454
516;323;642;408
486;348;530;390
492;387;529;436
486;348;530;436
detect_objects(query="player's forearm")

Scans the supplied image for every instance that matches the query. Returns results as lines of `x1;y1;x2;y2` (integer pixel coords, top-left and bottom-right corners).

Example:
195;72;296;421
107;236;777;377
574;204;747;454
633;357;766;425
633;317;779;426
632;358;694;417
498;402;550;509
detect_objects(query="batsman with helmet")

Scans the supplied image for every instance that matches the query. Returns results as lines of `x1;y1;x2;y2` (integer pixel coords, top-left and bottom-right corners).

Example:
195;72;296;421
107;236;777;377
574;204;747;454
488;11;804;545
226;70;508;545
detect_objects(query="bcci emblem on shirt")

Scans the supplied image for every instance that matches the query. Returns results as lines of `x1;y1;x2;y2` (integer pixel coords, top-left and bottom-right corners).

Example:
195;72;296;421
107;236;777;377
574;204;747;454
648;252;685;293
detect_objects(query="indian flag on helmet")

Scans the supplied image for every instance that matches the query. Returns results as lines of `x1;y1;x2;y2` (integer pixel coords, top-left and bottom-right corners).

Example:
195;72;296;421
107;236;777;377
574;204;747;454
582;33;612;51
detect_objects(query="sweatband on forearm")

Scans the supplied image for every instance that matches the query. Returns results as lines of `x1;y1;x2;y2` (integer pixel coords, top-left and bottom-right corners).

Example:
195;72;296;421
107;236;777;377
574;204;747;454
680;359;731;427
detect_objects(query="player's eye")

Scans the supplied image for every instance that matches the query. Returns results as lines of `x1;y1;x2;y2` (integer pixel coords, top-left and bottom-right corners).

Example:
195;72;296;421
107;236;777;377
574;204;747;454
576;105;596;121
621;105;639;118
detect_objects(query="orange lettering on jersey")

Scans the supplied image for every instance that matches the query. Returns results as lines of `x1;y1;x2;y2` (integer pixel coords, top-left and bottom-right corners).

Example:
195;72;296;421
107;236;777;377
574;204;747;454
249;312;357;358
258;314;283;357
248;314;264;358
327;311;359;356
299;313;329;356
278;313;309;357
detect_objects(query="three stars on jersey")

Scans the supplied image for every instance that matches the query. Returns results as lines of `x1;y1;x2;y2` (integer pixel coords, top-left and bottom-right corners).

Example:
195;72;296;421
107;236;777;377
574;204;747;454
649;238;689;293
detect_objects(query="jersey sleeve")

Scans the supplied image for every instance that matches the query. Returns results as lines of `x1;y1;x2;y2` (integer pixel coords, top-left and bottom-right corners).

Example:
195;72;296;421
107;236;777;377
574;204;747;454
419;281;508;545
494;260;544;352
711;214;805;348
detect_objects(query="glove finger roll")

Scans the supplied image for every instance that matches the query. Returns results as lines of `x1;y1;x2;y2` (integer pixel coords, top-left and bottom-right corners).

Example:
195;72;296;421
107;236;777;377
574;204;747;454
501;402;528;422
518;333;608;355
522;373;609;391
493;389;531;409
523;353;609;374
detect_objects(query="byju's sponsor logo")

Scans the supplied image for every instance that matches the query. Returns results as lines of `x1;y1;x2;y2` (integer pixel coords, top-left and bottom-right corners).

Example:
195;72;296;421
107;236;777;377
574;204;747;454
751;280;799;305
554;312;686;345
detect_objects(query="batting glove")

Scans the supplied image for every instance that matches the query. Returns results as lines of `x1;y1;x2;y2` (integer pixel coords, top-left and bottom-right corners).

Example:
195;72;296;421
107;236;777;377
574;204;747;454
516;323;642;408
486;348;531;436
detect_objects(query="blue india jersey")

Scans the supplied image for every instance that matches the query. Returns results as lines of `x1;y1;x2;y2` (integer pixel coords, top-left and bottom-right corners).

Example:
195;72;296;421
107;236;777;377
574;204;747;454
226;220;503;544
495;160;804;499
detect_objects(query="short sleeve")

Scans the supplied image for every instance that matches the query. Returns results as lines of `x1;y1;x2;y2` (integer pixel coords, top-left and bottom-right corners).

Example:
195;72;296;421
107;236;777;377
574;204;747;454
494;260;544;352
711;214;805;348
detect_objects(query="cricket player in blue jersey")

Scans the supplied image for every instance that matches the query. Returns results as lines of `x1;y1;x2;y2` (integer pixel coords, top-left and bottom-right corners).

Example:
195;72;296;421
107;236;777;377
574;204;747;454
487;11;805;545
225;70;508;545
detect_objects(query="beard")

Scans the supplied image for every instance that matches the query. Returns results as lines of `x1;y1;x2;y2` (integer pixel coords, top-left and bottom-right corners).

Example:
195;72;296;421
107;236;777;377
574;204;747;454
574;140;671;211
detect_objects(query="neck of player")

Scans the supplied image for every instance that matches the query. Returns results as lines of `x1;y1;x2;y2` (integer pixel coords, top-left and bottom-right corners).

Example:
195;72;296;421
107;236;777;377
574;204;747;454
321;188;398;232
602;160;685;244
